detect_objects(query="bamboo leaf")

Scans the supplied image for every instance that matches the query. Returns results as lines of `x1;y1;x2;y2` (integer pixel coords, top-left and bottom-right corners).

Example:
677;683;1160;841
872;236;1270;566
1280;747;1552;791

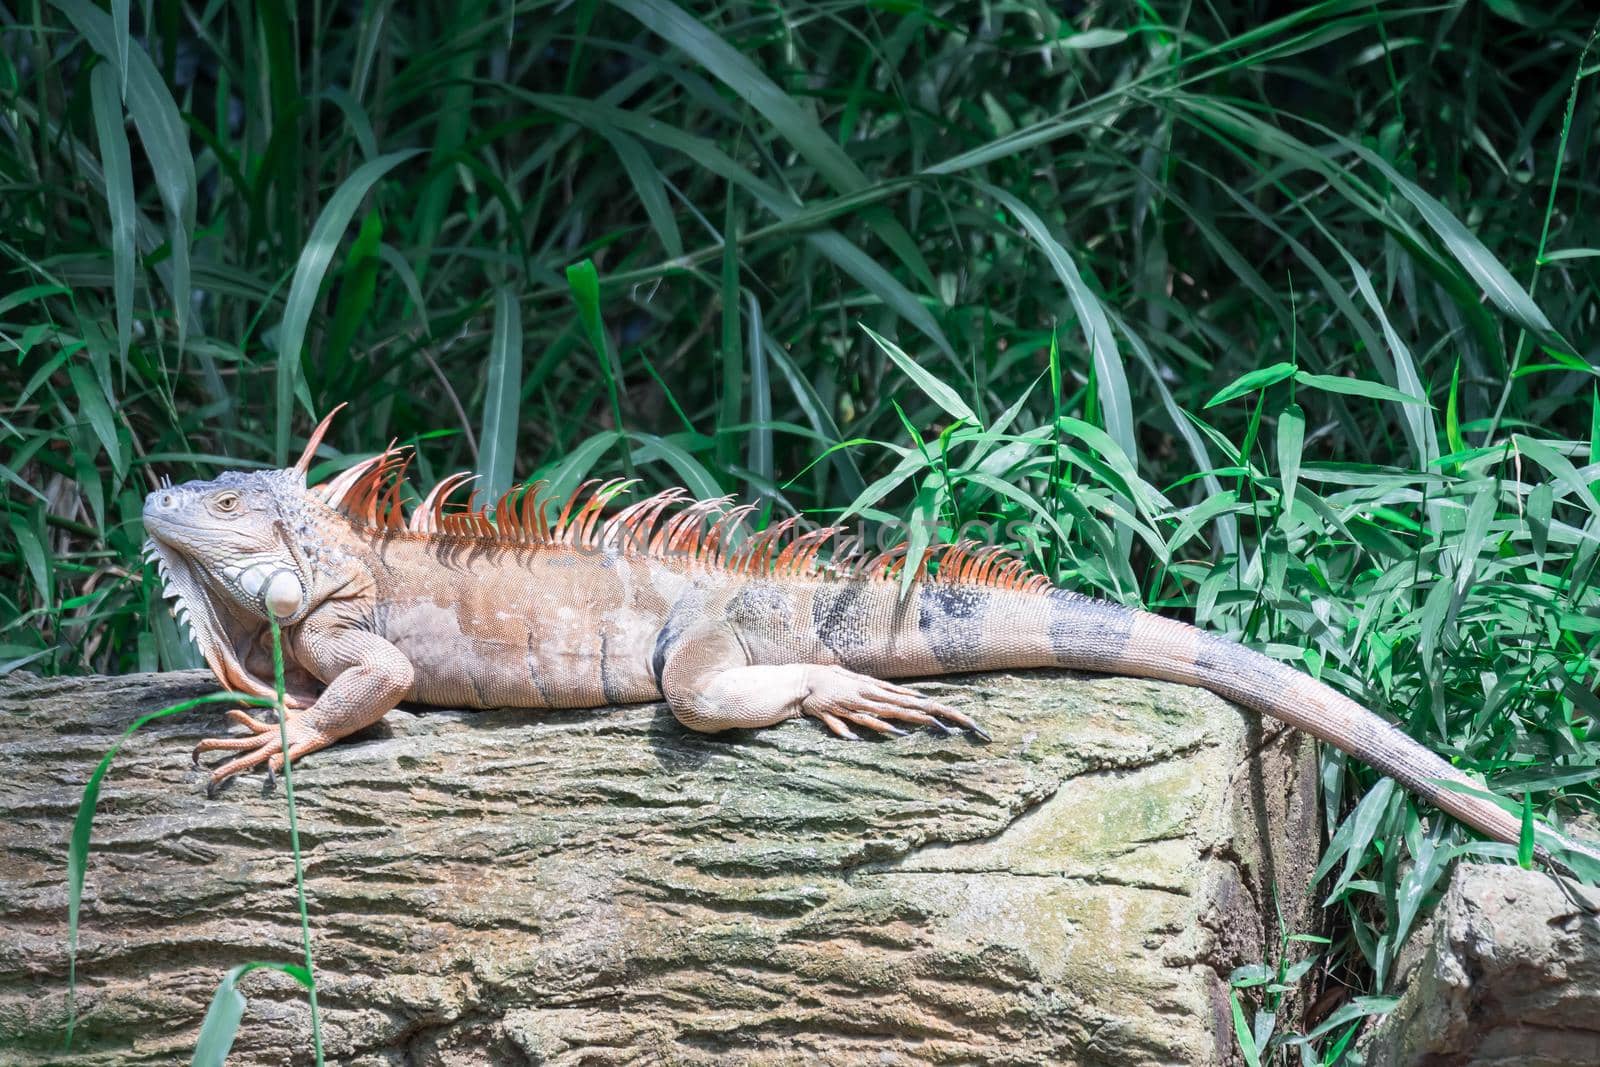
275;148;421;464
1316;777;1398;902
477;286;525;501
88;63;136;370
9;514;50;610
1206;363;1298;408
1294;371;1427;406
1541;247;1600;263
1276;403;1305;530
1514;435;1600;514
67;362;124;477
861;324;978;426
1228;988;1262;1067
54;0;195;353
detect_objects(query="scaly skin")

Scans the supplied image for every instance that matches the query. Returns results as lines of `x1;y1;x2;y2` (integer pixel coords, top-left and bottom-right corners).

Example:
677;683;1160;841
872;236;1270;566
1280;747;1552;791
141;410;1599;874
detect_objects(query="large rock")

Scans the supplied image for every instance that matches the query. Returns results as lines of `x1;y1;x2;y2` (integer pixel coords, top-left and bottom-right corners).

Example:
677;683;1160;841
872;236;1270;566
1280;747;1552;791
0;668;1319;1065
1362;863;1600;1067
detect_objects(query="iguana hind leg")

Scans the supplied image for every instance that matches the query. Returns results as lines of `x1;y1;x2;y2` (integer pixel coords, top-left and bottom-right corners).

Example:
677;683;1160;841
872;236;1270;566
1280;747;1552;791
661;625;985;739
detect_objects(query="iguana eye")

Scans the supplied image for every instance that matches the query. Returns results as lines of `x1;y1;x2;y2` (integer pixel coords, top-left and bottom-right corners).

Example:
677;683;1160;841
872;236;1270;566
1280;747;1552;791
215;493;240;513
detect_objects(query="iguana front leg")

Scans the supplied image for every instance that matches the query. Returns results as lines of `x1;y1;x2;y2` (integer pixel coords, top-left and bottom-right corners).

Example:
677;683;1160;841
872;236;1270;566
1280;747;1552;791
660;625;986;739
194;618;414;790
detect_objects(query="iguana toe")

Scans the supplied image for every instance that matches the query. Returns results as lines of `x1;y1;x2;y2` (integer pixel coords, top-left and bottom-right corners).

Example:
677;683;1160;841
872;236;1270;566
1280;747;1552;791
194;714;334;791
812;710;861;740
191;708;275;771
191;731;269;765
800;667;987;741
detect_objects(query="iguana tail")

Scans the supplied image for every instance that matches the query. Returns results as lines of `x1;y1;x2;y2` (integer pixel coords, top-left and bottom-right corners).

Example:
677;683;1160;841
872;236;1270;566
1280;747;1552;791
861;583;1597;875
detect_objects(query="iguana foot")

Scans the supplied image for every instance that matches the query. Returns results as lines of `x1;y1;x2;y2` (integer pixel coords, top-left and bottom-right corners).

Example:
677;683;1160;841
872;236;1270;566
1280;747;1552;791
191;709;272;767
802;668;989;742
193;709;335;793
662;648;991;741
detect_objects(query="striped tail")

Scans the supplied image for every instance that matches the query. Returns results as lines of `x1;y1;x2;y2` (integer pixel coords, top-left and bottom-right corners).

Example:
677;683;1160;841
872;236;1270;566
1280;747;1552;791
1014;588;1597;875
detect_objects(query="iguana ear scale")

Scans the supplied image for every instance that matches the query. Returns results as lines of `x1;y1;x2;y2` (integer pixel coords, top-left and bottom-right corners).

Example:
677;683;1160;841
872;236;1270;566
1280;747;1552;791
294;402;350;477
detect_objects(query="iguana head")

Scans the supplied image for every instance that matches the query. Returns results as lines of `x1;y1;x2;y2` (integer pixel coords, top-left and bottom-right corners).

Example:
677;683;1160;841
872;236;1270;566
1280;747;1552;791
142;467;318;625
141;409;344;702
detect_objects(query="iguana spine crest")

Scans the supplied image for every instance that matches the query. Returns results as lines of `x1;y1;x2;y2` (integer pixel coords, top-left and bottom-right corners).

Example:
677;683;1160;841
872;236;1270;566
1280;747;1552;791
314;442;1052;593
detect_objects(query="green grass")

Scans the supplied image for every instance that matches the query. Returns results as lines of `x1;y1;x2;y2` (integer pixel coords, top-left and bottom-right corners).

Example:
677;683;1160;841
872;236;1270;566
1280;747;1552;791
63;620;320;1064
5;1;1600;1061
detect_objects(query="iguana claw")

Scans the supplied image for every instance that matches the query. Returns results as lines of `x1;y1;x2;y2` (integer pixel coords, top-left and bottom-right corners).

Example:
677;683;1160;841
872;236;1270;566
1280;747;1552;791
800;668;989;742
192;709;332;792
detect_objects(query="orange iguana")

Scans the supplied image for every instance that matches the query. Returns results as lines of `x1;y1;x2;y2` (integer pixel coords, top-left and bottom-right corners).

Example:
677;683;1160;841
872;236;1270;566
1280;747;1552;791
142;408;1597;872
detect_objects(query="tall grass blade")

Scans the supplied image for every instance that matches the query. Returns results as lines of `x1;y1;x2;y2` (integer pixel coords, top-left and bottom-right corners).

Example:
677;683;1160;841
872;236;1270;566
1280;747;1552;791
1276;403;1305;529
191;962;313;1067
744;292;772;490
111;0;128;94
478;287;525;501
1333;129;1563;346
566;259;633;476
861;324;977;426
612;0;935;294
88;64;135;370
265;619;323;1064
603;128;683;259
980;183;1136;520
64;692;277;1047
54;0;196;354
718;189;741;474
275;149;421;464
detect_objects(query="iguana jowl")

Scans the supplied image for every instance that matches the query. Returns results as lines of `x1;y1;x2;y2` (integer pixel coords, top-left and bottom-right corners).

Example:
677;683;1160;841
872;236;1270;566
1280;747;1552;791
142;409;1592;869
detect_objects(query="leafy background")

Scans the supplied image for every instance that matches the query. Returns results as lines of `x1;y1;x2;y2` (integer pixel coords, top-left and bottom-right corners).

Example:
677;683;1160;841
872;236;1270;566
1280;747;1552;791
4;0;1599;1060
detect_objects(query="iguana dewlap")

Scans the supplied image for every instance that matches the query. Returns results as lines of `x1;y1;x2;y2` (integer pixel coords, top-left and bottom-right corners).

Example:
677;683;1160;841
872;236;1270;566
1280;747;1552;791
141;409;1591;869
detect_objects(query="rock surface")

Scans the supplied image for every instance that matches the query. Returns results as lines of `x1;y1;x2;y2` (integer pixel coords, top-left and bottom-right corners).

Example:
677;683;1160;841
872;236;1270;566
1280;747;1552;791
1362;863;1600;1067
0;668;1319;1065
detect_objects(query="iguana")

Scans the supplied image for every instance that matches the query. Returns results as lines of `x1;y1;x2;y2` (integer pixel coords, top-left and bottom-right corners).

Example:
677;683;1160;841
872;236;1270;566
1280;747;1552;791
142;408;1596;872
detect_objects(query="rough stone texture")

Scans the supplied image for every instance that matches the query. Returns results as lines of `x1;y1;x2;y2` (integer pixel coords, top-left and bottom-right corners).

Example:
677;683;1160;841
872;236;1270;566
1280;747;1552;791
0;667;1319;1065
1362;863;1600;1067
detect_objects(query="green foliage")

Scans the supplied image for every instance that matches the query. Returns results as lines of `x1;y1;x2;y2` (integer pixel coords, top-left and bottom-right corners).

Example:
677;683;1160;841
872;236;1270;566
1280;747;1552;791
6;1;1600;1061
191;961;314;1067
64;621;321;1061
64;689;277;1047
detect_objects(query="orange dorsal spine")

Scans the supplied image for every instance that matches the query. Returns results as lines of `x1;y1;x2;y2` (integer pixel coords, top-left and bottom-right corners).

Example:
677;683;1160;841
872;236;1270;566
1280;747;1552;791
311;443;1051;593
